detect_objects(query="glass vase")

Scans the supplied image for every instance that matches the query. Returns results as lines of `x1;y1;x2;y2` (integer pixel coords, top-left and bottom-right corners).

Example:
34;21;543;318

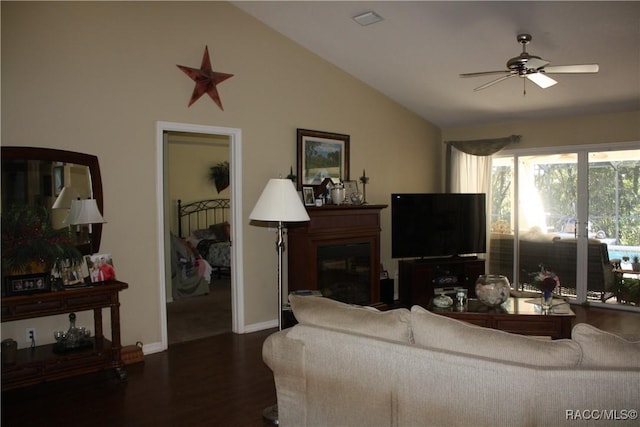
475;275;510;307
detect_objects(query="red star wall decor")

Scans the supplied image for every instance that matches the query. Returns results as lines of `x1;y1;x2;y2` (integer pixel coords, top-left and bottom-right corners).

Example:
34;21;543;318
177;46;234;110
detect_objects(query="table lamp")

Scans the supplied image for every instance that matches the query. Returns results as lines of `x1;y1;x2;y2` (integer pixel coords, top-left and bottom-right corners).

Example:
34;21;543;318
63;199;106;253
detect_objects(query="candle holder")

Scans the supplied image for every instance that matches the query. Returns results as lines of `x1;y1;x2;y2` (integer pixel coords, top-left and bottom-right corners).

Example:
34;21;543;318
359;170;369;204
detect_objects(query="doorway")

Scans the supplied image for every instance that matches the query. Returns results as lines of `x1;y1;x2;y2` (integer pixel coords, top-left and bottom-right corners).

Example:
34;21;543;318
156;122;244;351
166;132;230;344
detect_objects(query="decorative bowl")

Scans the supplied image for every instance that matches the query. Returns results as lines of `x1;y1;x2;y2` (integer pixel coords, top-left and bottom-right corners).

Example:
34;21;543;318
475;274;510;307
432;294;453;308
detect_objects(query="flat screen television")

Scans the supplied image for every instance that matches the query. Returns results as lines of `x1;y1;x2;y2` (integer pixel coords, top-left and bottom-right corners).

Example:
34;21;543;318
391;193;487;259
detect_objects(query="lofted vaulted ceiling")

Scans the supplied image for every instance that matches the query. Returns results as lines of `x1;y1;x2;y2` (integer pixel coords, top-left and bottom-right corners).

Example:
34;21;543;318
234;1;640;128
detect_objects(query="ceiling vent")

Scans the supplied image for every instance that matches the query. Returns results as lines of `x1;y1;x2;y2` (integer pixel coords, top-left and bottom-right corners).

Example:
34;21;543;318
352;11;383;26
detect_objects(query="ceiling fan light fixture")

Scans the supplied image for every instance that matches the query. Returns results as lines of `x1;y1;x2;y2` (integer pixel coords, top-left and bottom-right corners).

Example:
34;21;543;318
352;11;383;26
460;33;597;92
527;72;557;89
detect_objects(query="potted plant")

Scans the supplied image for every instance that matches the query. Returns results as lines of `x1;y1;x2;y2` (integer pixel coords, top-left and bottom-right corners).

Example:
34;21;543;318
1;205;83;276
208;161;229;193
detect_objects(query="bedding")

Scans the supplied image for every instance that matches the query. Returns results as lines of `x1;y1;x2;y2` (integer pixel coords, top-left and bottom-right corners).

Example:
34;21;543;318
178;198;231;278
170;233;212;300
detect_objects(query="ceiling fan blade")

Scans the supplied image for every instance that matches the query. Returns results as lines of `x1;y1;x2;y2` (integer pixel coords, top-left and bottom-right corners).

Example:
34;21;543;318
474;74;515;91
525;57;550;70
460;70;510;78
543;64;599;74
527;72;557;89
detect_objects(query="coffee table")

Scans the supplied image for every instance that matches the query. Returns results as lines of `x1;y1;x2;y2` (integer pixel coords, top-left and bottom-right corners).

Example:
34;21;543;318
428;297;575;339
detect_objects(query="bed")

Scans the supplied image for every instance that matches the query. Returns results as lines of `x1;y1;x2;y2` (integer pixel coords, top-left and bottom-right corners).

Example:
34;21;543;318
178;198;231;279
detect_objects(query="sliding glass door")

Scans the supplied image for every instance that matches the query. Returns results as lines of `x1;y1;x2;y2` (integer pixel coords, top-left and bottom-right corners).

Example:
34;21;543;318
489;144;640;309
587;149;640;305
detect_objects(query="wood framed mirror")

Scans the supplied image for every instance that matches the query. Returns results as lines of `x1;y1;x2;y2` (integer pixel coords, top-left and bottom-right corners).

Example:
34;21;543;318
1;147;104;255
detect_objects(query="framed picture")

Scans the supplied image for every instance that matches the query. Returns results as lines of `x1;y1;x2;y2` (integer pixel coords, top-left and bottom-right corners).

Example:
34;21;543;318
4;273;51;296
58;258;90;288
84;253;116;283
302;186;316;206
297;128;350;190
343;180;359;197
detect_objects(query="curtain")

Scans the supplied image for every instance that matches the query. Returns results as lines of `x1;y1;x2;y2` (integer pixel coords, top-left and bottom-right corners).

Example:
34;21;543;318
445;135;521;192
444;135;521;266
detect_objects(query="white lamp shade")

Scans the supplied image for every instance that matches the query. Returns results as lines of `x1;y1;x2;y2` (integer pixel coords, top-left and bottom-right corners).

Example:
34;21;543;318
249;179;310;222
52;186;80;209
63;199;106;225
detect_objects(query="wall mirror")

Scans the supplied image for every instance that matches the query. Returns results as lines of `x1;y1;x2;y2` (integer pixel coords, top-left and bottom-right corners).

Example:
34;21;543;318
1;147;103;255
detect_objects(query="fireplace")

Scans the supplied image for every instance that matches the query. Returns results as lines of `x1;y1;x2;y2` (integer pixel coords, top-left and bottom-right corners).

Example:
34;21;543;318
317;242;371;305
287;204;387;306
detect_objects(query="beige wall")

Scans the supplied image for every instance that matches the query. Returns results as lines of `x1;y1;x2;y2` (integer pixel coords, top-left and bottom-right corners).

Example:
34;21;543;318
1;2;439;349
167;138;230;235
442;110;640;150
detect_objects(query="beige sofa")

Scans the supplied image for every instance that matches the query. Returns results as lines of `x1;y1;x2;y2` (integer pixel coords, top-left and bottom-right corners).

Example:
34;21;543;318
263;296;639;427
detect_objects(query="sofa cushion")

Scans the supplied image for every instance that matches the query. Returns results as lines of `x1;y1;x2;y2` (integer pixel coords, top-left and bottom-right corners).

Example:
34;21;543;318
411;305;582;367
289;295;412;343
571;323;640;369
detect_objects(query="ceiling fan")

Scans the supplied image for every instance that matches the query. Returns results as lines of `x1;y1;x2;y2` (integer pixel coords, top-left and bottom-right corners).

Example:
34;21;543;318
460;34;599;92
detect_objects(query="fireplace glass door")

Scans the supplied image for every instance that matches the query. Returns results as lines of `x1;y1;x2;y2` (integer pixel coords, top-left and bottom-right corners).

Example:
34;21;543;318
317;242;371;305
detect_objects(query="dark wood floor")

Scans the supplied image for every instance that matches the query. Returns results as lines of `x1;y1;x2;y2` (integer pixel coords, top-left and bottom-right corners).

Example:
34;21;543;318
2;304;638;427
1;329;277;427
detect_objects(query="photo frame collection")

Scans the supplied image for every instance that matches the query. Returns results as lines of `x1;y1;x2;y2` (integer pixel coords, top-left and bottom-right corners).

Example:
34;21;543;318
3;253;116;296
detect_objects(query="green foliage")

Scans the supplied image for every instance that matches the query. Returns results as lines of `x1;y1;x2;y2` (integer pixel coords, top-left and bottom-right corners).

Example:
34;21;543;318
492;157;640;246
304;141;342;170
617;277;640;306
1;205;82;274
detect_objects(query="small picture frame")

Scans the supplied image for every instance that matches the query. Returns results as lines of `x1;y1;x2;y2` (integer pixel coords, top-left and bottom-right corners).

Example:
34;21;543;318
4;273;51;296
302;186;316;206
343;180;359;197
51;258;90;288
84;253;116;283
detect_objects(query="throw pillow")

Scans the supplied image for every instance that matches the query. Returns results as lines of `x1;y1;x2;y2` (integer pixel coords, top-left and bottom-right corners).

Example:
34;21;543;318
289;295;412;343
410;305;582;367
571;323;640;369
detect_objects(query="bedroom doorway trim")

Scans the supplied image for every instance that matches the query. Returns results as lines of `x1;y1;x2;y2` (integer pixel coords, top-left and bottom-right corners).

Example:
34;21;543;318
156;121;244;350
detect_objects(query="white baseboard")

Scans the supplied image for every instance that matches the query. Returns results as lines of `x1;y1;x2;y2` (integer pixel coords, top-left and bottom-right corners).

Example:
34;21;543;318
140;319;277;356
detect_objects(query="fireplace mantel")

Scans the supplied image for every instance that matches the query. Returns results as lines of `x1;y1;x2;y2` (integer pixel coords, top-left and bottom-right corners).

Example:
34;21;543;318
287;204;387;306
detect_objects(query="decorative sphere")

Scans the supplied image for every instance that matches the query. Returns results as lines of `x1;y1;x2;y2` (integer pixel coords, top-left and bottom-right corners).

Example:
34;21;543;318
475;275;510;307
350;192;364;205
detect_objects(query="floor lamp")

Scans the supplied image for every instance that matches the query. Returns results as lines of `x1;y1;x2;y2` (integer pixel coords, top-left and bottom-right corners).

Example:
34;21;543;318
249;178;310;425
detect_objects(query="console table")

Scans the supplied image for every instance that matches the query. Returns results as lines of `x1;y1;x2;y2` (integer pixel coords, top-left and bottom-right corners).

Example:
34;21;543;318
1;280;128;391
428;297;575;339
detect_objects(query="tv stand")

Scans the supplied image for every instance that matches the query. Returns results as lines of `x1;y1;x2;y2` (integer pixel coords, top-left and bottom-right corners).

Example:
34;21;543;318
452;254;478;260
416;254;478;262
398;258;484;307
